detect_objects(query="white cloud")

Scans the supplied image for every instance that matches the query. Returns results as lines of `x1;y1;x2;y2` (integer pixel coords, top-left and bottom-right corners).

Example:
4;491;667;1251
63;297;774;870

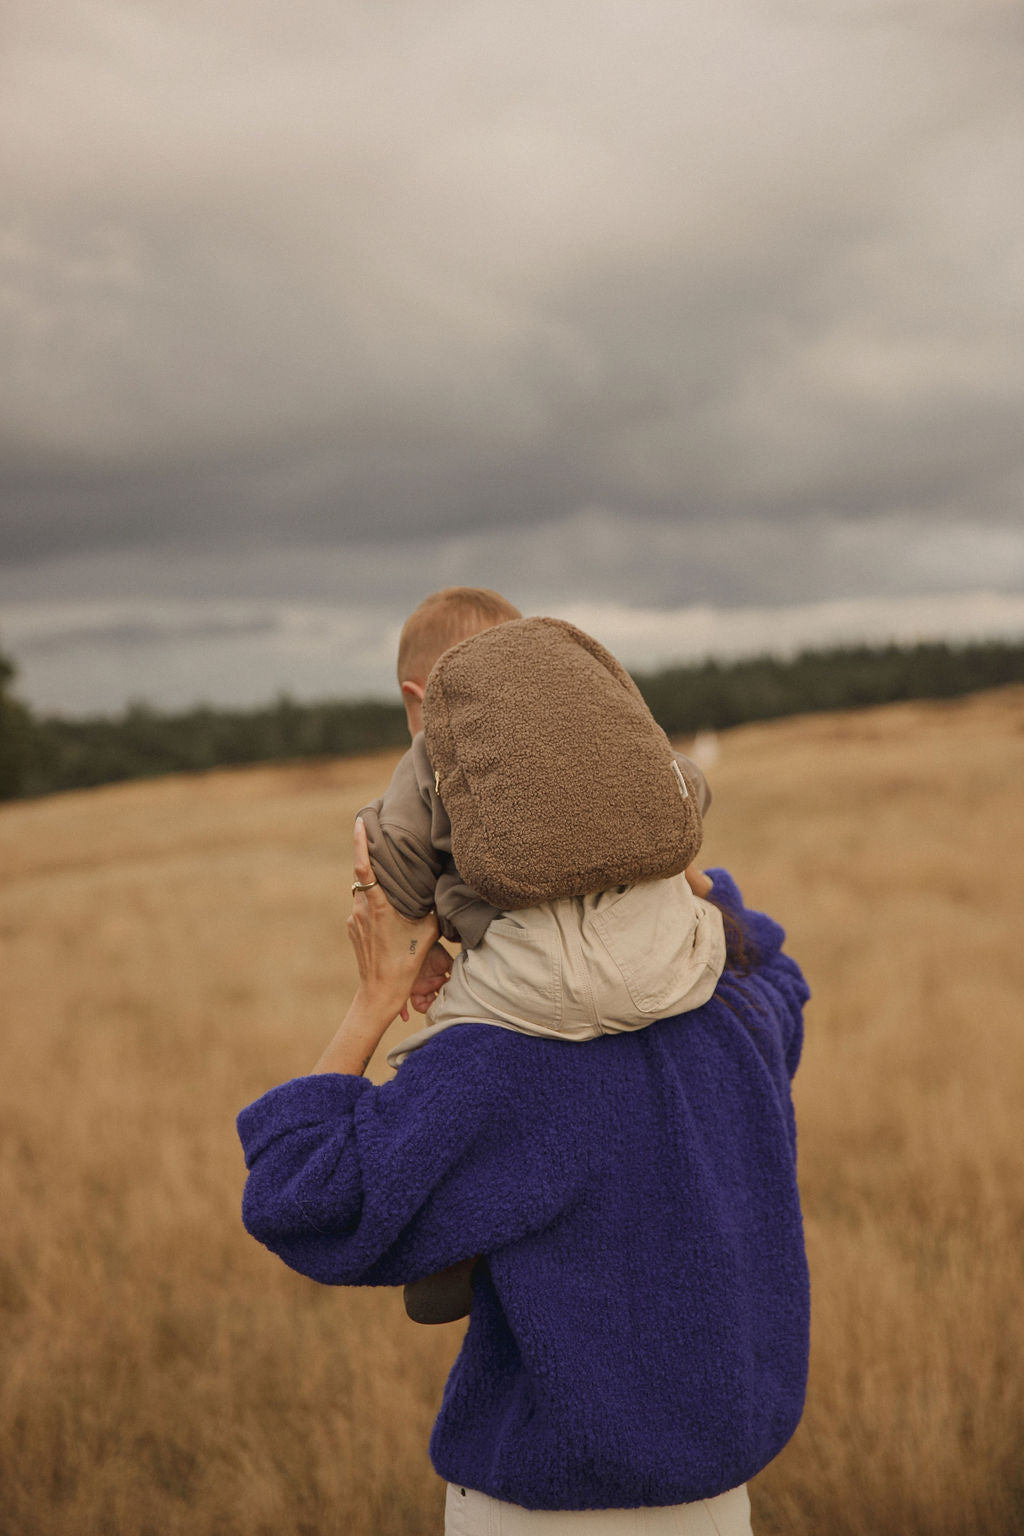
561;590;1024;675
5;587;1023;717
2;601;403;715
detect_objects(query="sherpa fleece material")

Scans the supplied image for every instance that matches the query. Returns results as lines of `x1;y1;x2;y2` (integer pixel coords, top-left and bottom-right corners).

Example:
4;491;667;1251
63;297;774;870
359;736;711;949
422;618;705;911
237;871;810;1513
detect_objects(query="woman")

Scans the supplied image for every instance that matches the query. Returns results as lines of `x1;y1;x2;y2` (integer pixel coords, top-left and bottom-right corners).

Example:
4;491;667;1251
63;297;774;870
237;822;810;1533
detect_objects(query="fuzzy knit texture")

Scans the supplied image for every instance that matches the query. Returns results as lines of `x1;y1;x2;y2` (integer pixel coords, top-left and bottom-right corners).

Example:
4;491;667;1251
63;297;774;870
422;616;705;911
237;870;810;1512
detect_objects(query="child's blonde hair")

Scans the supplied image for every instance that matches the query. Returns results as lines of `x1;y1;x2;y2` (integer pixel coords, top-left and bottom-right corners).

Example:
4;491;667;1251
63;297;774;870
397;587;522;686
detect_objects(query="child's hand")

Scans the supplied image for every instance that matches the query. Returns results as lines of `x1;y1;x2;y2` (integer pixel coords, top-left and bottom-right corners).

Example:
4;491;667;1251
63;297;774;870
401;941;454;1021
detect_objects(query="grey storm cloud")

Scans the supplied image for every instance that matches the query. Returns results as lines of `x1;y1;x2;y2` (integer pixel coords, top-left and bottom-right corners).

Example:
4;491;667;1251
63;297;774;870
2;0;1023;580
16;610;287;656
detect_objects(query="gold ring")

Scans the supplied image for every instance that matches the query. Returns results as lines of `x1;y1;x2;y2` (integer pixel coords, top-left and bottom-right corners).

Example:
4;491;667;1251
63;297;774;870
351;879;378;894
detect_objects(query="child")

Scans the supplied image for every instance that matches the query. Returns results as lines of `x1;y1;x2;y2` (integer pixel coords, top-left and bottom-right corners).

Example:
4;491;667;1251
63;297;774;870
360;594;725;1064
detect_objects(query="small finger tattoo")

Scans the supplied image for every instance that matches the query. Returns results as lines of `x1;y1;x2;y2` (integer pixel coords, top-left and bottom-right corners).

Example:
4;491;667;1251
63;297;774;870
409;940;419;954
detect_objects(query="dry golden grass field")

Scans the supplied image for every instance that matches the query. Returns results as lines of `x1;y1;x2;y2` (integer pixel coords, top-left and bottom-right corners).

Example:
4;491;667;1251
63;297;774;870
2;686;1023;1536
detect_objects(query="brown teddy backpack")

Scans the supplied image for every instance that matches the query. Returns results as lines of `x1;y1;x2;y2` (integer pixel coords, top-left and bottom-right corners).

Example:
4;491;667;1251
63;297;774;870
422;616;703;911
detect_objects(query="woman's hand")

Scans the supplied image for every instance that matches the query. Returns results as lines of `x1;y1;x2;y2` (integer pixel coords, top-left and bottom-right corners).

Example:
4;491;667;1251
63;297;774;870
347;819;440;1019
684;863;713;898
311;819;440;1076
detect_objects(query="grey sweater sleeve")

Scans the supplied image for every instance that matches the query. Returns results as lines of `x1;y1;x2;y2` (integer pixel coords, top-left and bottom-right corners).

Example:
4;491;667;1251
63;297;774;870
357;746;444;922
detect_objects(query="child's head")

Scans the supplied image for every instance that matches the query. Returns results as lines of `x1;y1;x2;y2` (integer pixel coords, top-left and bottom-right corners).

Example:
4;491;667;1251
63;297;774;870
397;586;522;736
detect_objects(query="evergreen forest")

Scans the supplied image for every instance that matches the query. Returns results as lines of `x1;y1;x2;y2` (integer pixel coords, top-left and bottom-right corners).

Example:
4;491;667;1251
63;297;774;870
1;636;1022;801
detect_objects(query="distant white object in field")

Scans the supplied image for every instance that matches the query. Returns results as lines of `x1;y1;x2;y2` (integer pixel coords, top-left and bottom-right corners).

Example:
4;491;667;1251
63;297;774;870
688;730;720;770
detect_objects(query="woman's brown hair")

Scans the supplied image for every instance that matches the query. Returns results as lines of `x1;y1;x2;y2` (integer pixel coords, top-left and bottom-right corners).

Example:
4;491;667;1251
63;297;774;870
706;894;759;977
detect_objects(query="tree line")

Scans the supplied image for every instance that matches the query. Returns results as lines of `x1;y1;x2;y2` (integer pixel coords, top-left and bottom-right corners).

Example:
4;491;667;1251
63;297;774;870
632;638;1024;735
1;636;1022;802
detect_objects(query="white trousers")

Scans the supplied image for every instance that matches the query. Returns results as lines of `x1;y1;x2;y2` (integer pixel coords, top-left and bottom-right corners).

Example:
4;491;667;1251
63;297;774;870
389;878;725;1067
444;1483;753;1536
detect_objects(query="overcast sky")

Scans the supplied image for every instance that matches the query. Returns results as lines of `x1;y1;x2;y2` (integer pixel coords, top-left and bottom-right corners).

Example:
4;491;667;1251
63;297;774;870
2;0;1023;714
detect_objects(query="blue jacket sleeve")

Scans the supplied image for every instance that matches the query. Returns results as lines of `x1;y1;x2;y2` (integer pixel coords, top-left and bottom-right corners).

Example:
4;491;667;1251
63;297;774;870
237;1030;586;1287
705;868;809;1083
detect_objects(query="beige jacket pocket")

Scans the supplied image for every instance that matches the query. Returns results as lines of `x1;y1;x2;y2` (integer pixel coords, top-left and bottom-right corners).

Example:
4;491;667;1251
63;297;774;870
591;877;720;1015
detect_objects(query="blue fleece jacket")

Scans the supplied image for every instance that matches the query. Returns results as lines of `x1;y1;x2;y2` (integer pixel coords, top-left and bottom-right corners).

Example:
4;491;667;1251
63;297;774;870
237;870;810;1511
